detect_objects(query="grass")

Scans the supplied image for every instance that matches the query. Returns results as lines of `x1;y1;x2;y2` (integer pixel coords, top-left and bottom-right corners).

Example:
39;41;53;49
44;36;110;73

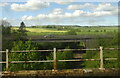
74;26;118;31
12;27;67;32
12;26;118;36
12;27;67;36
26;28;67;33
26;32;67;36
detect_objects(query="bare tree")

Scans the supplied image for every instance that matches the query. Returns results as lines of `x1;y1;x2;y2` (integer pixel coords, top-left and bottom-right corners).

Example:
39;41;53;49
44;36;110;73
0;20;11;35
0;20;11;27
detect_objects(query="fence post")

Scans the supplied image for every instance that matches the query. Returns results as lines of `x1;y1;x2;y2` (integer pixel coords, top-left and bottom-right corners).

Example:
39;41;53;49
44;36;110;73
53;48;57;70
6;49;9;72
99;46;104;70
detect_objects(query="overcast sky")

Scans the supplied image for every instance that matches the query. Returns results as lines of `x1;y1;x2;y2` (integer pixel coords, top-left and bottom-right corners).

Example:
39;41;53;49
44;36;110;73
0;0;119;26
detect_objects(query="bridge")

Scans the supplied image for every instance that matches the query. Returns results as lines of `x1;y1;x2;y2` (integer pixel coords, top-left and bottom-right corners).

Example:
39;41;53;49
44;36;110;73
4;35;114;49
28;35;114;42
4;35;114;42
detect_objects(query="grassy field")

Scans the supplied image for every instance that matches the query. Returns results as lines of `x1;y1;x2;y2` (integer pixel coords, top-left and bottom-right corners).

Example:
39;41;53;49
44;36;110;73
12;26;118;36
12;27;67;32
12;27;67;35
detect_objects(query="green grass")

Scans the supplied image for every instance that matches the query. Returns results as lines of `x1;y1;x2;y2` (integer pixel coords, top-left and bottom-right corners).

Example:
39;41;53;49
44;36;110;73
12;26;118;36
74;26;118;31
26;32;66;36
26;28;67;33
12;27;67;32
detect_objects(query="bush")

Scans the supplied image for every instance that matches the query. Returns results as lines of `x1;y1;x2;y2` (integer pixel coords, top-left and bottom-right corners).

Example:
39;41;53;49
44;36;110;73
43;47;74;69
65;30;77;35
9;40;41;71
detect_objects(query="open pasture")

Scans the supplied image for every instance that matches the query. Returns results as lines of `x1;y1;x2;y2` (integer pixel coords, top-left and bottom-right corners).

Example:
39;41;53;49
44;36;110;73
12;26;118;36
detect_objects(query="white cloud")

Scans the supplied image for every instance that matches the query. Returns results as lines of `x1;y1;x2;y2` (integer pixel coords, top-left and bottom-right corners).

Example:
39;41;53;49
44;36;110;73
86;11;112;17
11;0;50;11
68;3;118;16
22;6;116;22
111;8;118;15
65;13;72;18
56;2;71;5
94;3;118;15
22;9;86;21
0;18;19;26
68;3;96;10
95;3;116;11
3;17;8;21
0;3;9;7
21;3;117;25
55;0;74;5
52;8;64;15
73;10;85;16
22;15;34;21
67;3;118;14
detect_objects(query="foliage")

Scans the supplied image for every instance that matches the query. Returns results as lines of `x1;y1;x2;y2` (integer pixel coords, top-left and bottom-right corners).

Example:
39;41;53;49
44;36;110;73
9;40;41;71
82;50;100;68
97;33;118;47
2;21;13;50
82;33;119;68
103;49;119;68
56;47;73;69
65;30;77;35
43;47;74;69
1;20;12;36
2;26;11;35
17;22;28;40
18;21;26;32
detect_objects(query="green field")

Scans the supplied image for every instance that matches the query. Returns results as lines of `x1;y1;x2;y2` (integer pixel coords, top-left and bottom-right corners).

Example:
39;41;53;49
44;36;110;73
12;26;118;36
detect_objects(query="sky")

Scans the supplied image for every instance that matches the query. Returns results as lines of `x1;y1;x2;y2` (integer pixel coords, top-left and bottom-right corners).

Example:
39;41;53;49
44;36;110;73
0;0;119;26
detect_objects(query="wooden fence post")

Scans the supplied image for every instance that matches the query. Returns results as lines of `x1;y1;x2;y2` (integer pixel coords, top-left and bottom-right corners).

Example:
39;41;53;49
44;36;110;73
99;46;104;69
6;49;9;72
53;48;57;70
